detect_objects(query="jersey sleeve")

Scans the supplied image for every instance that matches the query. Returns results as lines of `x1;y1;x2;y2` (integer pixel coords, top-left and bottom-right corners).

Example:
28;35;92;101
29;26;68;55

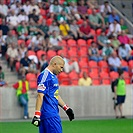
37;71;49;94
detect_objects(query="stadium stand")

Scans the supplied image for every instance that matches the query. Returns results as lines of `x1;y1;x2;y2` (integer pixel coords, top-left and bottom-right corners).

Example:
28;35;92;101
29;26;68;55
0;0;132;88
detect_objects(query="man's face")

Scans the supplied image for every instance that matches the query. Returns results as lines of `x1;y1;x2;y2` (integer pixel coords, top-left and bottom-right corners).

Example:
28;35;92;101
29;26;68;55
53;62;64;75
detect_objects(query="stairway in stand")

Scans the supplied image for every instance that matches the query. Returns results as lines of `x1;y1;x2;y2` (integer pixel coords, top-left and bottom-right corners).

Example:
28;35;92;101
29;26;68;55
0;57;18;87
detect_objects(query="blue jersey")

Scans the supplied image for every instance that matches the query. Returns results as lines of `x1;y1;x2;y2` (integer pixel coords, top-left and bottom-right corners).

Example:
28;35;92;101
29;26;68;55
37;68;60;120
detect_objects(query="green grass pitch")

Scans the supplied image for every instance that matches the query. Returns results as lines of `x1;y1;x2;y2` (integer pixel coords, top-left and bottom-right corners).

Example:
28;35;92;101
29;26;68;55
0;119;132;133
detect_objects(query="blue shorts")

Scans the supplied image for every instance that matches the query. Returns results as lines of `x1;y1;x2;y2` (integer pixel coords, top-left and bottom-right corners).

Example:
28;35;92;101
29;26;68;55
117;95;126;105
39;116;62;133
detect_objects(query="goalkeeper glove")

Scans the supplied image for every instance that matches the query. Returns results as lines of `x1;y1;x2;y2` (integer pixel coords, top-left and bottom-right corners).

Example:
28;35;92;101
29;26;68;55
63;104;74;121
31;111;41;127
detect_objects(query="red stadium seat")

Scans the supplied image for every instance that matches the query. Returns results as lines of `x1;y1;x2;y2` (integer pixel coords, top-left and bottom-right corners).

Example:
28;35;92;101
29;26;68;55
68;49;77;58
99;71;109;78
25;39;31;47
58;40;67;47
29;80;37;89
121;60;128;67
77;39;87;46
67;39;77;47
88;60;99;73
79;60;88;68
87;8;92;15
124;78;131;84
47;50;57;60
87;39;93;47
68;71;79;86
98;60;109;72
89;71;99;78
101;78;111;85
58;72;70;85
27;50;36;56
109;71;119;81
46;18;53;26
36;50;46;59
128;60;133;69
26;73;37;81
15;61;20;72
96;29;102;36
92;78;101;85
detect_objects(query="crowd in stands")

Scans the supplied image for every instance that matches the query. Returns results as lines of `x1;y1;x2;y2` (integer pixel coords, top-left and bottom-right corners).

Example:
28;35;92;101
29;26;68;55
0;0;133;87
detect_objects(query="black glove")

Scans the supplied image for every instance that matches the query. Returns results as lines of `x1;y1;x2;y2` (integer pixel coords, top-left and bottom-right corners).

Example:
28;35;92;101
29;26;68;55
66;108;74;121
31;116;40;127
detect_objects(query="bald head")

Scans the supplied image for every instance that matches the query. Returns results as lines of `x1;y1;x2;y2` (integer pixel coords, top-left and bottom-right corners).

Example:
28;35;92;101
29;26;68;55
49;56;64;65
48;56;65;75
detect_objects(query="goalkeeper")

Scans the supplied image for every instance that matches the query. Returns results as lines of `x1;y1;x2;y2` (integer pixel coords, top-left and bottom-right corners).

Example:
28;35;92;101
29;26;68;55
32;56;74;133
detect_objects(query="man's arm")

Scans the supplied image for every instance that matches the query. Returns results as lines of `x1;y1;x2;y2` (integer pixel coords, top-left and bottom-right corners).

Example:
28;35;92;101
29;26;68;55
32;93;44;127
58;95;74;121
35;93;44;111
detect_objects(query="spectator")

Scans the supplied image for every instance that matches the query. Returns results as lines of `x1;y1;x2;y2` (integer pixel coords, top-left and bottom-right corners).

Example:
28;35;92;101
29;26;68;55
59;20;72;40
102;40;114;60
118;43;133;61
107;19;121;37
28;9;39;23
88;41;103;62
108;10;120;23
6;43;19;71
97;29;108;50
110;33;120;50
0;66;7;87
17;9;29;24
0;30;7;57
0;1;8;17
78;71;92;86
10;1;22;15
120;18;129;34
89;8;105;30
113;69;126;118
86;0;99;9
39;54;48;72
6;10;19;29
28;19;38;37
61;1;71;15
79;21;93;40
17;21;29;40
0;18;9;36
22;0;31;15
6;30;18;47
49;21;60;35
60;53;80;73
70;19;82;39
49;0;62;15
118;30;130;44
29;32;44;51
100;1;112;16
19;52;31;76
77;0;88;20
18;42;27;60
49;30;62;51
37;19;49;38
12;75;29;119
57;10;71;24
29;59;38;74
30;0;40;15
101;12;109;29
108;52;128;72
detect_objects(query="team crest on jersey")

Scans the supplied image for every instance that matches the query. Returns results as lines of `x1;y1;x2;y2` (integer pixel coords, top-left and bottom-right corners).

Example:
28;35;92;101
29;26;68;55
37;84;46;91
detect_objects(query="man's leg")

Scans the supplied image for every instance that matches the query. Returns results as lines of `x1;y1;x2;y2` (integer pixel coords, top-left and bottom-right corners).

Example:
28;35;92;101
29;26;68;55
19;95;28;118
70;62;79;73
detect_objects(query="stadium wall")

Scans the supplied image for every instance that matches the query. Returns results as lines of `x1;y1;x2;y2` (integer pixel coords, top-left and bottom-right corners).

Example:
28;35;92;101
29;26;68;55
0;85;132;120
